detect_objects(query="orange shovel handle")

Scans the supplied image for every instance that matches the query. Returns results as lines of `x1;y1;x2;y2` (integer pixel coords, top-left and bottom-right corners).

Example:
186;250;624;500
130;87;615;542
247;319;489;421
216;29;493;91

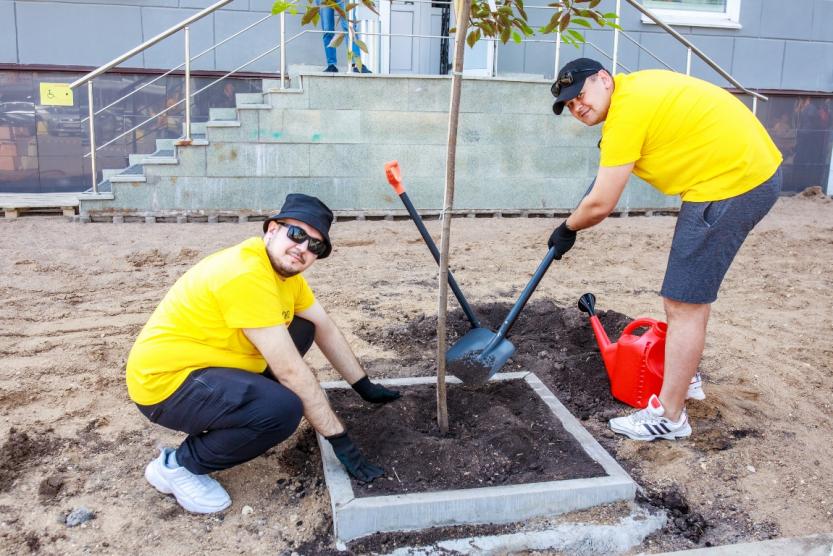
384;160;405;195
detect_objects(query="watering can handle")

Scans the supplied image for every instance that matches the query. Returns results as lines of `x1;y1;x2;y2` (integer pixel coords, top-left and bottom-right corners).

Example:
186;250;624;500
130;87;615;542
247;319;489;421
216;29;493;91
622;318;660;336
385;160;405;195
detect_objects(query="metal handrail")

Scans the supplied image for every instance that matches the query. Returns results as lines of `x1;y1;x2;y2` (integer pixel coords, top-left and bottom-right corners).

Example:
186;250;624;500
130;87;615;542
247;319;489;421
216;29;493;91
86;30;312;155
618;29;675;72
69;0;234;90
623;0;766;101
79;12;273;125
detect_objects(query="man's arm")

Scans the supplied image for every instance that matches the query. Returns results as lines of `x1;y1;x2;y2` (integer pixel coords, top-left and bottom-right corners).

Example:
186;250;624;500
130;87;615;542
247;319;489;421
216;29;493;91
566;162;634;231
243;324;344;437
297;301;365;383
298;301;400;403
547;162;633;259
244;322;386;482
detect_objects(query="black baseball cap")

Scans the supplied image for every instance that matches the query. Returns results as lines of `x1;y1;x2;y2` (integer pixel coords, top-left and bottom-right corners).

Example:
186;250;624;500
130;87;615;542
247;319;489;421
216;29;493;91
552;58;606;115
263;193;334;258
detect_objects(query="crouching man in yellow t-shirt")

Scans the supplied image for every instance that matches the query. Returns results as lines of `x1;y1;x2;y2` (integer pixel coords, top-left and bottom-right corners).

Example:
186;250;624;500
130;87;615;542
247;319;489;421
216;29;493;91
549;59;782;442
126;193;400;513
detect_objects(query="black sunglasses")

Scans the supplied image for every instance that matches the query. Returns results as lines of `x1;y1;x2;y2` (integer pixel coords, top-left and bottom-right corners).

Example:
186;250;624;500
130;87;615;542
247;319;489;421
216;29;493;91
281;223;328;257
550;67;599;97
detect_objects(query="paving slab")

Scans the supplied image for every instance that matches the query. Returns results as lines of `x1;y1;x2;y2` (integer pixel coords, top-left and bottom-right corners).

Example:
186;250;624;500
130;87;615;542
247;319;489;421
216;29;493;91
318;371;636;544
649;532;833;556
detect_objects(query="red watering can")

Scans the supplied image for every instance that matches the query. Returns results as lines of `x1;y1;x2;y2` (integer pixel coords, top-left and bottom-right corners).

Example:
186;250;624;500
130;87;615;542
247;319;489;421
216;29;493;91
577;293;666;409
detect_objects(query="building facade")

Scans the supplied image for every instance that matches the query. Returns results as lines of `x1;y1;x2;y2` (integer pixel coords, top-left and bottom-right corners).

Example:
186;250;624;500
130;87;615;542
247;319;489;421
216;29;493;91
1;0;832;194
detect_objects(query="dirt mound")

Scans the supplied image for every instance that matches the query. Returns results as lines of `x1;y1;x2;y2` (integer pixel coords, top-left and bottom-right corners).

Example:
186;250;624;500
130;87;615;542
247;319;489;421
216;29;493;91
0;428;62;492
354;298;633;421
798;186;832;201
639;485;707;542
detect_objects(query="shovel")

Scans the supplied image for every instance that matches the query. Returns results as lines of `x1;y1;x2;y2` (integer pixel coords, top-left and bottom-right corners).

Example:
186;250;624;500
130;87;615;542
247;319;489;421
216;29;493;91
445;246;558;384
384;160;481;329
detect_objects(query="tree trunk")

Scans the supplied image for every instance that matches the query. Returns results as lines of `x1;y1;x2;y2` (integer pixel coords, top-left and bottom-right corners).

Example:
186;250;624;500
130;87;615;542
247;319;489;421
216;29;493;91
436;0;471;434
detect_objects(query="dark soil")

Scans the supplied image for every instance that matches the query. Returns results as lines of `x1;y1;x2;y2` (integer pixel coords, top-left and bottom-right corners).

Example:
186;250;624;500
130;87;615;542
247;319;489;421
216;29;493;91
329;379;605;496
0;427;61;493
350;299;775;550
354;298;633;422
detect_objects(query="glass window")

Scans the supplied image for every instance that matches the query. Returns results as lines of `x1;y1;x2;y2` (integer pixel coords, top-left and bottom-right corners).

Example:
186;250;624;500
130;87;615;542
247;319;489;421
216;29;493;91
641;0;741;29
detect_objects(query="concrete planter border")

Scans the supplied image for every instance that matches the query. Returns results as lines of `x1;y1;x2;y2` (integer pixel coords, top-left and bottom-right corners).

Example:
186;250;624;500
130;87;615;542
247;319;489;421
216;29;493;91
317;371;636;544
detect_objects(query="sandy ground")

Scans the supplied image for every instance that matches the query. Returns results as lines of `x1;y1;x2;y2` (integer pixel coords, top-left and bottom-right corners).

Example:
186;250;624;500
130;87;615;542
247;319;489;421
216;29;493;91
1;191;832;555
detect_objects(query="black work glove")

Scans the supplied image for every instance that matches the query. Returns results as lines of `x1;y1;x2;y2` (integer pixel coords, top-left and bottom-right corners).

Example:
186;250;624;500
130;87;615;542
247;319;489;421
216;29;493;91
351;376;401;404
548;221;577;260
326;431;384;482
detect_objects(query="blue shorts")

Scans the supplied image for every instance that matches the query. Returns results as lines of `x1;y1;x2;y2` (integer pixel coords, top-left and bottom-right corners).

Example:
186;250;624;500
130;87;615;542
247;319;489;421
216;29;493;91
661;167;782;304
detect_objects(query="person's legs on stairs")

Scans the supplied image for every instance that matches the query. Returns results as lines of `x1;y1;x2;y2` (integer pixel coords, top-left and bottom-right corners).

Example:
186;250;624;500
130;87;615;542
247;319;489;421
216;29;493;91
319;1;338;67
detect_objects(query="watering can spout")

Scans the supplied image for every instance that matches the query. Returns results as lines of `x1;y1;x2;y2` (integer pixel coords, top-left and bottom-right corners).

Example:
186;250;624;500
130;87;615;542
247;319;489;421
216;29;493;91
577;293;617;375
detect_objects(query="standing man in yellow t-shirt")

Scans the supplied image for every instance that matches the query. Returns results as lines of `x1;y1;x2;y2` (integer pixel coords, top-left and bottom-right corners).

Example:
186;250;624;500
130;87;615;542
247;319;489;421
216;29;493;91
548;58;782;441
127;193;400;513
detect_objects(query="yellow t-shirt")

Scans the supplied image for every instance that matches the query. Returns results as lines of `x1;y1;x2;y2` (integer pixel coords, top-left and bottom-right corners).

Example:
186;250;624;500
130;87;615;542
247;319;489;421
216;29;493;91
126;237;316;405
600;70;782;202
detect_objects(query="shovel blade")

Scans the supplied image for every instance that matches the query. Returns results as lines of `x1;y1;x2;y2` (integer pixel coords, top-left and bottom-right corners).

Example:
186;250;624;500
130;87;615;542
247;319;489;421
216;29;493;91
446;328;516;385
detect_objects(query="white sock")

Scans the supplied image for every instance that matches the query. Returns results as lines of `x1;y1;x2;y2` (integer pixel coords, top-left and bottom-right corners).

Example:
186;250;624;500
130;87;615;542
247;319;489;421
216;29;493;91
166;450;180;469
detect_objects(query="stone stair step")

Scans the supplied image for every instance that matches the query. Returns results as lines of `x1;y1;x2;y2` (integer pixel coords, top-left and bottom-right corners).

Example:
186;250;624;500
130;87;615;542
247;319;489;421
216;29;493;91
155;138;177;152
190;122;207;136
206;120;241;128
209;107;237;121
141;156;179;165
236;92;264;105
109;174;147;183
237;103;271;110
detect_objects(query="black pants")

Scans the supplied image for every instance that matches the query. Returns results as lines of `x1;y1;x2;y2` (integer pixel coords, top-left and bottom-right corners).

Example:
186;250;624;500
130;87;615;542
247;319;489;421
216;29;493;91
136;318;315;475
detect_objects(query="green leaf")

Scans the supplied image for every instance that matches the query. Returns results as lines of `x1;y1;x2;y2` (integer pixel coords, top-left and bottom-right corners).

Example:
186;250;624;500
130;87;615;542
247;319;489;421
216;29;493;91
511;30;522;43
516;0;527;19
567;29;583;40
571;17;591;28
354;38;368;53
500;25;510;43
558;12;571;32
360;0;379;15
271;0;291;15
589;0;601;7
328;32;345;48
466;29;478;48
300;6;319;24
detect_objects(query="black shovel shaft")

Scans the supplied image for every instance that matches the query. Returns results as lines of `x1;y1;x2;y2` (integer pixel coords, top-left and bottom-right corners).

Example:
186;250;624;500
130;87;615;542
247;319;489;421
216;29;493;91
484;246;558;352
397;191;481;329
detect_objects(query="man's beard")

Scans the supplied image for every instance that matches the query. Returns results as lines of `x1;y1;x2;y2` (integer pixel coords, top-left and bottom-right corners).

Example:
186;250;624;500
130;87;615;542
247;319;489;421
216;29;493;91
266;234;302;278
271;260;299;278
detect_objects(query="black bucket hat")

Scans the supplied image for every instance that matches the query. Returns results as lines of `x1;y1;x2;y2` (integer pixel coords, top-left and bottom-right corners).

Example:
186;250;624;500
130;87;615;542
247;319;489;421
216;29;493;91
551;58;605;115
263;193;334;258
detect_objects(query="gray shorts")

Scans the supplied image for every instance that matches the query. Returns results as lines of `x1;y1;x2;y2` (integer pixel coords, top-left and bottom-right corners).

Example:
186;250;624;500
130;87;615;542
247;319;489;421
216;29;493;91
661;166;782;304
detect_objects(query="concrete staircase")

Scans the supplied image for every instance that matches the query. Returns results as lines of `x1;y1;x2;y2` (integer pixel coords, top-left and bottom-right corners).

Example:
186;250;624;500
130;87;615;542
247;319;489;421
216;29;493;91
79;73;679;221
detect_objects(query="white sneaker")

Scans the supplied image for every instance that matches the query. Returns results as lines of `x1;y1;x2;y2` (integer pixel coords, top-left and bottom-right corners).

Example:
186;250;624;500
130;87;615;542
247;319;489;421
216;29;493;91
609;394;692;441
687;372;706;401
144;448;231;514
